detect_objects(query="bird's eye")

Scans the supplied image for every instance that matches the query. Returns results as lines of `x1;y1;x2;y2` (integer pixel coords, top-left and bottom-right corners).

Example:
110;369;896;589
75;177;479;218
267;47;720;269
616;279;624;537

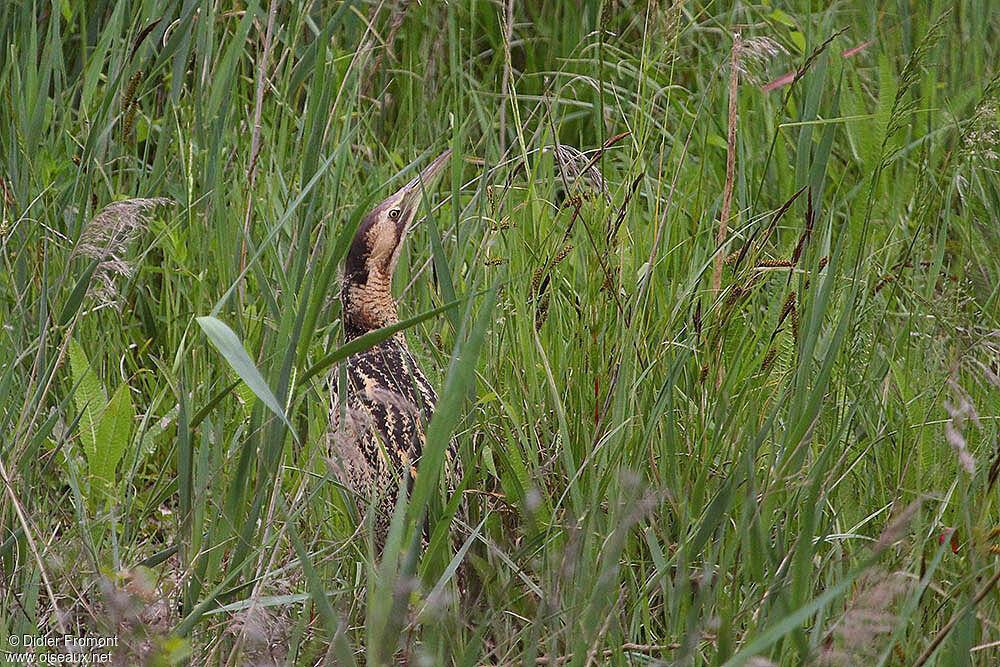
388;209;401;219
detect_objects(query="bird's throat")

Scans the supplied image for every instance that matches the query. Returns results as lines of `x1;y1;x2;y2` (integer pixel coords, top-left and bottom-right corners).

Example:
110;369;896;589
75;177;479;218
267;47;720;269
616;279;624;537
342;276;399;341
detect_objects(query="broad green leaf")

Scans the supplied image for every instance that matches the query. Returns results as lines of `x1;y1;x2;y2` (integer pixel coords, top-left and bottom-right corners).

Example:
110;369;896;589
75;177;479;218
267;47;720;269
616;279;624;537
769;9;796;27
68;338;107;467
707;133;728;150
790;31;806;54
92;382;134;497
195;316;297;441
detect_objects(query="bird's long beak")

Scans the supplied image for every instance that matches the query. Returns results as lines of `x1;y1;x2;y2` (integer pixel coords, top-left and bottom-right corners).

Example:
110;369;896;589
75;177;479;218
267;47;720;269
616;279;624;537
396;149;452;217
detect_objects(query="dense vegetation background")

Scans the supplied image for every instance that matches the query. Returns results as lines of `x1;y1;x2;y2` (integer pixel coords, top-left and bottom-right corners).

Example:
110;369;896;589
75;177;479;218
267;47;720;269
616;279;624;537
2;1;999;664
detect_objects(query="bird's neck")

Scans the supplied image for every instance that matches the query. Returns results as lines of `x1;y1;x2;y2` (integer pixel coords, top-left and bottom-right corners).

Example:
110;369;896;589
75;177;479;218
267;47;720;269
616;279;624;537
342;273;399;341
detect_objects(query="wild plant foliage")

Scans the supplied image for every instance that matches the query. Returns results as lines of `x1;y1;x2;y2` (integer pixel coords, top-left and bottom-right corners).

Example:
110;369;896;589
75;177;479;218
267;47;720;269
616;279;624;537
1;2;998;665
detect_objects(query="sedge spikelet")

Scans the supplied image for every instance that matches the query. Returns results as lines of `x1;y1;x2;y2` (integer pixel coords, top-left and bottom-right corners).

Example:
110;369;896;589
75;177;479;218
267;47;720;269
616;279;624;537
562;194;582;209
123;102;139;139
779;291;797;325
874;274;896;293
757;258;794;268
534;292;550;331
122;69;142;138
552;244;573;265
600;271;618;294
983;525;1000;556
599;2;612;34
792;229;810;266
531;266;545;295
484;257;503;266
724;285;744;306
123;69;141;109
723;251;739;266
761;347;778;372
818;256;829;272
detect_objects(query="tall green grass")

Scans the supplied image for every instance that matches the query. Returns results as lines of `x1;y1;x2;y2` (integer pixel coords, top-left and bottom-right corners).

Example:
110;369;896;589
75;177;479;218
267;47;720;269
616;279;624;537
2;1;999;664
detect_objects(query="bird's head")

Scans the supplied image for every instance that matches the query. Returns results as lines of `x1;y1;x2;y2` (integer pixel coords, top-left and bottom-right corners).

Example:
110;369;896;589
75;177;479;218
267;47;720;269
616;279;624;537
342;150;451;335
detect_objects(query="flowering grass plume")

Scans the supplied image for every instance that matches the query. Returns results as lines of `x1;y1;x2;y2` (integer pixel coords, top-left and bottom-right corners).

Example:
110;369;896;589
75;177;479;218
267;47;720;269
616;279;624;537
544;143;610;200
74;197;173;309
964;98;1000;166
731;35;787;86
820;570;913;665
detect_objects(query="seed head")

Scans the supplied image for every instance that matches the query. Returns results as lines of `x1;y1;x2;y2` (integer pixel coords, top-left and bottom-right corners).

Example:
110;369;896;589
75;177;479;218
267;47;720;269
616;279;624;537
534;292;550;331
531;266;545;295
761;347;778;372
552;244;573;266
779;291;797;323
756;258;794;268
74;197;172;310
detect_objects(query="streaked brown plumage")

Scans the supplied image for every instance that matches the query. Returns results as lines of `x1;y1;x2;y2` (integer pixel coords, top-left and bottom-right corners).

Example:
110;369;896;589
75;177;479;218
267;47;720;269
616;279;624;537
329;150;453;538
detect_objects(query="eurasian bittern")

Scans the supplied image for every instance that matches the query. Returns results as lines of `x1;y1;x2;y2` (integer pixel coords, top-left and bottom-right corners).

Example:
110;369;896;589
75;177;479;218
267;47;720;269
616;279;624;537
330;150;454;539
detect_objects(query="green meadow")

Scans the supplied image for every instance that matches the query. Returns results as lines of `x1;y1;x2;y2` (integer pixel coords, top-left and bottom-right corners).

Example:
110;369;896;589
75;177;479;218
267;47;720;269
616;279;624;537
2;1;999;664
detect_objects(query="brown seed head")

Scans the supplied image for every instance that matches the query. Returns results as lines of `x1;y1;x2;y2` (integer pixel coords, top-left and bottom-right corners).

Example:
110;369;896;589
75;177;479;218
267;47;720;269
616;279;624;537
552;244;574;265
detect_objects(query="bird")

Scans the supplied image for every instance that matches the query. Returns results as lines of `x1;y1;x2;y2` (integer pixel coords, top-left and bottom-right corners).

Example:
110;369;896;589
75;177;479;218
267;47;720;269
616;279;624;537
329;149;455;541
